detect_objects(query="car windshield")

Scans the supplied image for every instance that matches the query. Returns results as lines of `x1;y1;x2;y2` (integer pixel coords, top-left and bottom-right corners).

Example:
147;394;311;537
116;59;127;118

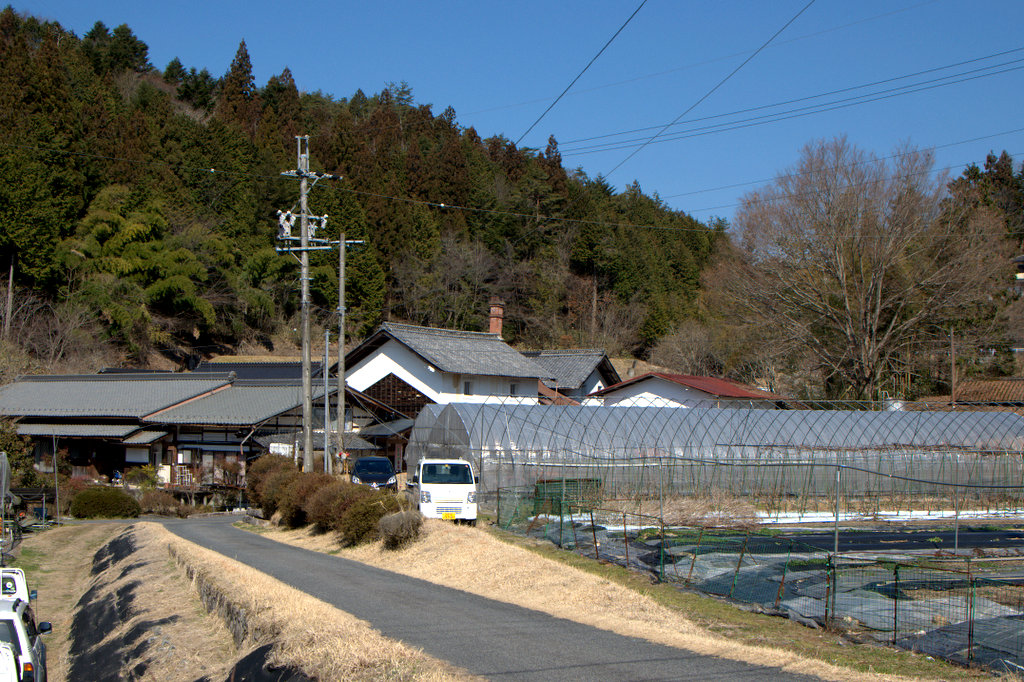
421;463;473;484
353;459;393;475
0;620;20;655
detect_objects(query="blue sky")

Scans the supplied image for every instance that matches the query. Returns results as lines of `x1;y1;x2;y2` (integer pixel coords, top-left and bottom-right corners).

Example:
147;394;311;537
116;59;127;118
11;0;1024;225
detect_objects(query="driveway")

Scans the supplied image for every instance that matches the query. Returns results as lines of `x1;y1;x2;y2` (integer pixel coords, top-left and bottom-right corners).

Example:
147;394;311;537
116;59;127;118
162;516;818;681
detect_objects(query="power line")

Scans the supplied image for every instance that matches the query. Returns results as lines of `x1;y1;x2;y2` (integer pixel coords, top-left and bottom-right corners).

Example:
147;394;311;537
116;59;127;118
466;0;940;118
665;127;1024;200
605;0;818;177
564;61;1024;157
514;0;647;147
560;46;1024;148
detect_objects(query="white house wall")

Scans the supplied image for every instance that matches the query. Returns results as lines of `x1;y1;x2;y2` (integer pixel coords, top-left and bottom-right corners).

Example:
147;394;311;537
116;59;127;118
347;338;539;405
603;378;709;407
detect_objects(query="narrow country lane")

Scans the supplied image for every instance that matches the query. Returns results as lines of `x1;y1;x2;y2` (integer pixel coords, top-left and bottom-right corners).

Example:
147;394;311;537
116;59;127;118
161;516;819;681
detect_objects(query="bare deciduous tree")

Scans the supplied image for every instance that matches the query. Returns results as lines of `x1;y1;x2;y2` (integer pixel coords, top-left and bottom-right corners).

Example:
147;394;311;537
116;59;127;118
715;137;1006;399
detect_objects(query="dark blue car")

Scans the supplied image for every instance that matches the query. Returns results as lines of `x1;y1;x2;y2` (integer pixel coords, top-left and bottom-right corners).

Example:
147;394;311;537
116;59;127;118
350;456;397;491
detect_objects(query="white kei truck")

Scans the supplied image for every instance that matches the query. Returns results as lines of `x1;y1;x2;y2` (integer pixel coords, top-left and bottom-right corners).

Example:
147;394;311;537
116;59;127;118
407;458;478;525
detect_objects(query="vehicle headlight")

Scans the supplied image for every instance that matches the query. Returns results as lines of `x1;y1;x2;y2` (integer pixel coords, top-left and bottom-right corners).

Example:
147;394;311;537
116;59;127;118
387;475;397;485
467;491;476;503
351;475;361;485
420;490;431;504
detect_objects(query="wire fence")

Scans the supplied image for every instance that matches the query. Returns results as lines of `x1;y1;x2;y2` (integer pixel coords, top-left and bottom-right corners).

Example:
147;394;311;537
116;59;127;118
496;490;1024;673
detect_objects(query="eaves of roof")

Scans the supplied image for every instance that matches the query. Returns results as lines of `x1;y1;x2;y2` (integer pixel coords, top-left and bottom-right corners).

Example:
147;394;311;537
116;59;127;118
589;372;781;400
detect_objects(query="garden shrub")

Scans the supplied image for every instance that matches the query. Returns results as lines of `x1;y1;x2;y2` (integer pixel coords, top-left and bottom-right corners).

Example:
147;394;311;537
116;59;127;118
378;510;423;550
246;455;296;507
140;489;179;515
69;486;141;519
259;469;302;518
124;465;157;488
277;472;334;528
58;477;92;515
335;491;400;547
305;481;375;533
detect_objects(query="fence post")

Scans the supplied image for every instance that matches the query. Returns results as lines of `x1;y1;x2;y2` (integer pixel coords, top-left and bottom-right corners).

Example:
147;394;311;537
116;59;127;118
775;540;793;609
659;520;665;582
590;510;600;561
824;555;833;626
892;564;900;645
729;532;750;599
569;505;578;547
687;526;704;584
496;486;501;527
623;512;629;567
967;566;975;662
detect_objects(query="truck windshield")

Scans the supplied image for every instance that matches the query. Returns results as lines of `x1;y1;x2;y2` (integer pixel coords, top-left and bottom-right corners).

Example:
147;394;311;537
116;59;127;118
421;463;473;484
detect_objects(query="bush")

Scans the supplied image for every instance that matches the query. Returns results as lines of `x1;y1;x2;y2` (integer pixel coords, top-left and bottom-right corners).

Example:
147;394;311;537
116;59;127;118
378;510;423;550
69;486;141;519
335;491;400;547
259;469;302;518
124;465;157;489
58;477;92;515
305;481;375;533
277;473;334;528
140;490;179;515
246;455;296;508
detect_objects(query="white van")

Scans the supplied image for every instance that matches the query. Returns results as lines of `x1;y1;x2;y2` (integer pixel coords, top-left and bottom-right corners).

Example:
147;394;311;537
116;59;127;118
408;458;477;525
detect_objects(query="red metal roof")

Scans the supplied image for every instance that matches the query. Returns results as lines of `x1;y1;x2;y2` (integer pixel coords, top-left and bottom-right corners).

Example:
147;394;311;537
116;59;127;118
590;372;780;400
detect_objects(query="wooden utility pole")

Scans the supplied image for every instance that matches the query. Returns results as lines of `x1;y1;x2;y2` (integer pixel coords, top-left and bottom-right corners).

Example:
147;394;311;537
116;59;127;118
276;136;339;472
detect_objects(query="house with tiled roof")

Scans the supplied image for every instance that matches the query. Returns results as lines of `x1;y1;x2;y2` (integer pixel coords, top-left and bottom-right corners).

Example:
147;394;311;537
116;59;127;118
587;372;786;408
521;349;620;401
0;368;401;495
345;321;555;416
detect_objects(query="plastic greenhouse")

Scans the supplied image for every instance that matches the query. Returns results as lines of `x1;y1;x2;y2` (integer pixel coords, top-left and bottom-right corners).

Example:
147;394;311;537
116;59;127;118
404;404;1024;508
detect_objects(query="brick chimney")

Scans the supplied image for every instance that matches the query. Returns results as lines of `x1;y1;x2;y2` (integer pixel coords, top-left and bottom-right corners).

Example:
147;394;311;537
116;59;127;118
488;297;505;337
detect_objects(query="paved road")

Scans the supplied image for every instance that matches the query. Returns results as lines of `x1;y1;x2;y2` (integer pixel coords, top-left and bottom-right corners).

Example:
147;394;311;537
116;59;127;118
162;516;817;681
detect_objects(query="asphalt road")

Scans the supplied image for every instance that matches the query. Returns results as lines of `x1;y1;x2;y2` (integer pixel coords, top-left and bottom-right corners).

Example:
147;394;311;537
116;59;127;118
161;516;818;681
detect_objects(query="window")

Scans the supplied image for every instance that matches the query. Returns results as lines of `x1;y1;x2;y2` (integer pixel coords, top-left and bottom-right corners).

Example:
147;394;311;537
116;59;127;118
510;383;517;396
0;620;20;655
463;381;472;395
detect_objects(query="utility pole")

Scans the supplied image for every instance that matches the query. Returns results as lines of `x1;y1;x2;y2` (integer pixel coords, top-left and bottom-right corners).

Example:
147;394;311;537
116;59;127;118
337;225;346;472
276;136;339;472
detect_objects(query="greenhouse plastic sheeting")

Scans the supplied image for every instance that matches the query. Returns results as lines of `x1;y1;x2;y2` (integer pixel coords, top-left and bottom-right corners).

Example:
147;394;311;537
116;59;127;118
404;404;1024;495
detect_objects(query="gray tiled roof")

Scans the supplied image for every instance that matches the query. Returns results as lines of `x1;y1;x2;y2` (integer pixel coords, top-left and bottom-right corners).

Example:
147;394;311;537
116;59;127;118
0;374;232;419
147;382;328;425
256;431;377;451
380;322;551;379
522;349;608;390
15;423;139;438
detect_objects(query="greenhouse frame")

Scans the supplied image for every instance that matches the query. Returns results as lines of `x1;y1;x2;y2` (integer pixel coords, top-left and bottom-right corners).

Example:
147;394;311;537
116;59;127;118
404;403;1024;512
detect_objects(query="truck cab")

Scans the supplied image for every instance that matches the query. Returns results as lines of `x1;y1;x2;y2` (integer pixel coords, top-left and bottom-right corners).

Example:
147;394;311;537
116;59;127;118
408;458;477;525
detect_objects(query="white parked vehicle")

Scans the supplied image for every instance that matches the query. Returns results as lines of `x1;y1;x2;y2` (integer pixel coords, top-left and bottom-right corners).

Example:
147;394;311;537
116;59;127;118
0;570;34;603
407;458;477;525
0;642;16;682
0;598;49;682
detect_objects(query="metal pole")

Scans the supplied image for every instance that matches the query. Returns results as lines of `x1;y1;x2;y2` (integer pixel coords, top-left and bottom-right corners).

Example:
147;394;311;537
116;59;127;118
323;330;331;474
954;454;960;553
337;223;346;473
299;136;314;473
834;465;840;558
52;435;60;526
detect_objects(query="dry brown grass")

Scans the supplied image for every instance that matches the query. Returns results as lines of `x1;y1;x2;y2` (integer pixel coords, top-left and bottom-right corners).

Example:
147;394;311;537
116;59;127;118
11;523;122;681
101;524;239;681
249;521;935;681
155;523;479;681
600;490;759;528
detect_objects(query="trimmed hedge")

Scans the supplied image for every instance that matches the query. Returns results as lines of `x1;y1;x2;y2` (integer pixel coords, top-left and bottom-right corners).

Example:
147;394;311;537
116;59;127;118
69;486;141;519
259;469;303;518
277;473;334;528
305;481;375;533
246;455;297;508
336;490;401;547
378;510;423;550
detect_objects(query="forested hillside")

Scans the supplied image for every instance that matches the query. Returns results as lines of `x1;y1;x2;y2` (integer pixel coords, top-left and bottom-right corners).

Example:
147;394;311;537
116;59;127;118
0;8;722;375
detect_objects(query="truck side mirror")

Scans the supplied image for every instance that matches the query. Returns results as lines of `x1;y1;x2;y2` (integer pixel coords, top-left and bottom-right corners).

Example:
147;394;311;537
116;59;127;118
38;622;51;634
